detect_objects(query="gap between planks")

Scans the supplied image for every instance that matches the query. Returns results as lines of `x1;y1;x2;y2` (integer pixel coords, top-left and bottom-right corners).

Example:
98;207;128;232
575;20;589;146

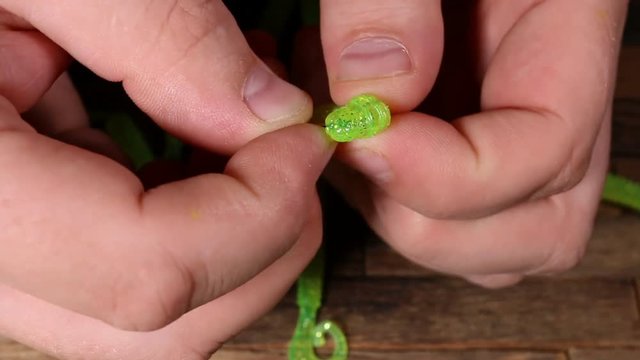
635;278;640;319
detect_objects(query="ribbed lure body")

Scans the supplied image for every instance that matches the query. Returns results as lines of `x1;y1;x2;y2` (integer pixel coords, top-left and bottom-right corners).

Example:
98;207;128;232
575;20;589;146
325;94;391;142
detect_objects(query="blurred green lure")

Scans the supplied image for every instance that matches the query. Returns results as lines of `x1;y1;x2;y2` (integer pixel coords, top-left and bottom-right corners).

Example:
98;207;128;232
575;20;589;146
602;173;640;211
325;94;391;142
288;248;348;360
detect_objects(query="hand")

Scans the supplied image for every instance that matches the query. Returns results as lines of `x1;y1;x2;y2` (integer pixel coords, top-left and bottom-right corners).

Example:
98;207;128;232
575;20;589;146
318;0;627;287
0;1;334;358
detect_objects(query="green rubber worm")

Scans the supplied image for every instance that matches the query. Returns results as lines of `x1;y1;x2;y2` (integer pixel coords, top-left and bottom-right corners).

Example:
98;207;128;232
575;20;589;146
288;247;348;360
602;173;640;211
325;94;391;143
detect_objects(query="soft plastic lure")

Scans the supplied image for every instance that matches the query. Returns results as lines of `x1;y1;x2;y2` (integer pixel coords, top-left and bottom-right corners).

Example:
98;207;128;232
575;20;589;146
288;247;348;360
602;173;640;211
325;94;391;142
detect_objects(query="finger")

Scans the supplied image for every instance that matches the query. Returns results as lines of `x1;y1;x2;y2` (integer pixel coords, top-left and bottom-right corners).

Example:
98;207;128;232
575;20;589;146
0;199;321;360
329;115;610;279
0;0;312;153
0;283;138;360
337;0;627;218
320;0;443;111
125;124;335;328
0;89;333;332
23;73;88;135
0;282;203;360
0;11;69;112
160;195;323;356
343;179;593;279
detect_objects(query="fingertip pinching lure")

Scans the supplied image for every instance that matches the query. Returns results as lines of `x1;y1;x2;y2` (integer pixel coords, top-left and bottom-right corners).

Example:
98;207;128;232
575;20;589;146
325;94;391;142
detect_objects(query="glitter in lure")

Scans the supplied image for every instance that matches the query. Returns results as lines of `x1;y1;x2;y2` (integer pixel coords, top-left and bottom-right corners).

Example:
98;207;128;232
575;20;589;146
325;94;391;142
288;248;348;360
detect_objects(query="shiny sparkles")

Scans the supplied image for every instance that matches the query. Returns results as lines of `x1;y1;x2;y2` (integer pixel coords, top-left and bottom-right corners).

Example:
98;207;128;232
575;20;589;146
325;94;391;142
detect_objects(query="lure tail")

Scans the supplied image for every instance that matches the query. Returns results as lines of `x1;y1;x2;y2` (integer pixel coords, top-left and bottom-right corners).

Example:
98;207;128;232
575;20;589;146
602;173;640;212
288;247;348;360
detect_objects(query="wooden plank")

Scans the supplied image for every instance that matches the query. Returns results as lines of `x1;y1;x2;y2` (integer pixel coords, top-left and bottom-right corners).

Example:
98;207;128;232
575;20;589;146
561;213;640;278
569;348;640;360
227;278;640;351
0;340;54;360
636;278;640;316
213;349;287;360
365;212;640;279
339;351;565;360
365;239;433;277
214;349;565;360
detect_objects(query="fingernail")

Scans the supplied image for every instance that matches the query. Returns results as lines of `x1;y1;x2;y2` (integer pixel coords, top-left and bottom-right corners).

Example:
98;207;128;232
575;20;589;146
348;148;393;183
243;63;310;122
338;37;412;81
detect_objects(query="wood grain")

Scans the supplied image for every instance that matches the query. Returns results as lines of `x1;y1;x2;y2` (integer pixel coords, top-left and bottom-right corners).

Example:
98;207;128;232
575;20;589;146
636;278;640;319
364;239;433;278
214;349;566;360
568;348;640;360
227;278;640;351
561;214;640;278
0;339;54;360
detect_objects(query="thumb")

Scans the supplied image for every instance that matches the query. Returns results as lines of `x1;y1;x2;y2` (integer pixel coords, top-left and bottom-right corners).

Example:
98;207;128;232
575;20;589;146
320;0;444;111
0;0;311;153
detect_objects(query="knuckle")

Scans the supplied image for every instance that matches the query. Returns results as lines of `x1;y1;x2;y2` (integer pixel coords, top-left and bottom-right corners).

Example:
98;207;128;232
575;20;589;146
380;212;445;269
264;188;309;230
332;2;422;29
546;146;591;196
140;0;235;66
539;244;585;274
109;252;193;331
535;216;591;274
171;0;220;40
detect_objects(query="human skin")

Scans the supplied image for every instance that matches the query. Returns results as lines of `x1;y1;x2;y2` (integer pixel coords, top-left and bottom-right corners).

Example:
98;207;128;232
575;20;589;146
318;0;628;287
0;1;334;359
321;0;627;287
0;0;629;358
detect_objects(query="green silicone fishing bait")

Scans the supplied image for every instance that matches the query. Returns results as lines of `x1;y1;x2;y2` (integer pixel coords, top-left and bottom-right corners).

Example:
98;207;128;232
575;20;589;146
325;94;391;142
288;248;348;360
602;173;640;211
